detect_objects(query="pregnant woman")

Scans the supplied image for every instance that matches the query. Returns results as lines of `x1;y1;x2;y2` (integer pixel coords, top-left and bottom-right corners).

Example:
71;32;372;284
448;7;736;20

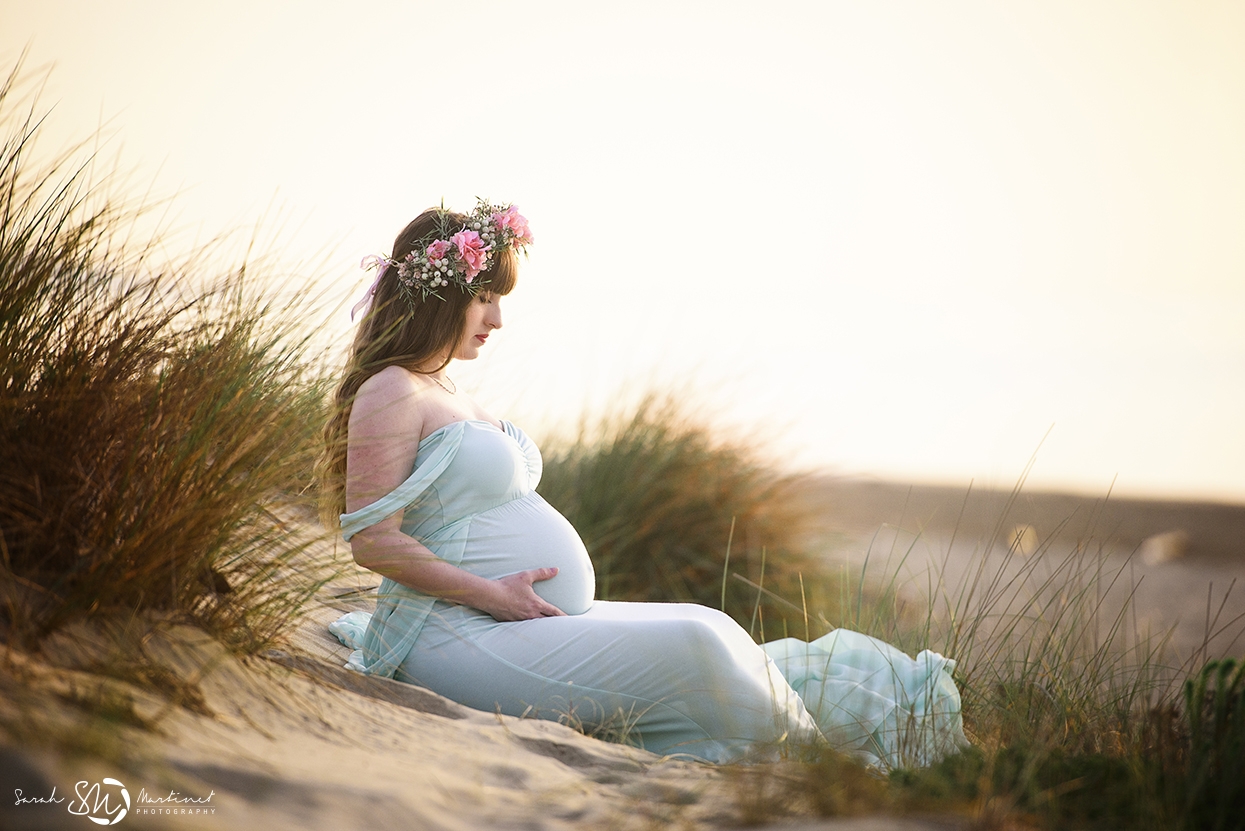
321;201;967;768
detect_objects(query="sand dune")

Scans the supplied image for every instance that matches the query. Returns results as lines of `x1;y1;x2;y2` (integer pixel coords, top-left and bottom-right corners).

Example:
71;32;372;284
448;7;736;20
2;620;743;830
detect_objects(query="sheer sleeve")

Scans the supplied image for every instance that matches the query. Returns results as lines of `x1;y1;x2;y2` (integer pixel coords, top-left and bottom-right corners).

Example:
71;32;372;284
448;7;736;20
339;422;467;542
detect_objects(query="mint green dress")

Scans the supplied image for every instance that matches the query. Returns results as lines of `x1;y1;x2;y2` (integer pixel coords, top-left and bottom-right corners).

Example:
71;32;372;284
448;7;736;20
331;420;967;767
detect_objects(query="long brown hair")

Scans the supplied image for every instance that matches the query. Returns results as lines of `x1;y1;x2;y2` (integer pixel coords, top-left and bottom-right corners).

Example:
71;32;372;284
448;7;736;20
317;207;518;526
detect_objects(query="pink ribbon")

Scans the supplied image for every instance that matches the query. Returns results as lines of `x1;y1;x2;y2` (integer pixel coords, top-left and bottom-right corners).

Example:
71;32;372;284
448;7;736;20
351;255;389;321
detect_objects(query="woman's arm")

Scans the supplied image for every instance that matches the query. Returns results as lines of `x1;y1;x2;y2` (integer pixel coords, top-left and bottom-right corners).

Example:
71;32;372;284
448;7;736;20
344;367;565;620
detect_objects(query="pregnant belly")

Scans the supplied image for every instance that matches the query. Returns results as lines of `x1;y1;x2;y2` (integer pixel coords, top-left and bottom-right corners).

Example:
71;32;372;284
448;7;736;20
460;492;596;615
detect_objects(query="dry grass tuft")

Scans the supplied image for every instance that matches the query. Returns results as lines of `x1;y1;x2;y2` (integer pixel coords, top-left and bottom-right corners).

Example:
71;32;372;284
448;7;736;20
0;62;333;654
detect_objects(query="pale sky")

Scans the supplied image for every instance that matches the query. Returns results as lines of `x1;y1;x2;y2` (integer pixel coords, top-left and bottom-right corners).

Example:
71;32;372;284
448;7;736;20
4;0;1244;502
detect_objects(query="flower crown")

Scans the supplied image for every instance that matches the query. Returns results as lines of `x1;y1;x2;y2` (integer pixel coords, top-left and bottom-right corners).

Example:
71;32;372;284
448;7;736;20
354;199;532;317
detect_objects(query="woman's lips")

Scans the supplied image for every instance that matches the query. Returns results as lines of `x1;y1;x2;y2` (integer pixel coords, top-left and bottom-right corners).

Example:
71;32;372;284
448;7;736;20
474;334;488;343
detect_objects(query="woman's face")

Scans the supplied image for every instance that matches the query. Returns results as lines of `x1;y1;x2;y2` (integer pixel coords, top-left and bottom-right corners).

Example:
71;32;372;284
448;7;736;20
454;291;503;360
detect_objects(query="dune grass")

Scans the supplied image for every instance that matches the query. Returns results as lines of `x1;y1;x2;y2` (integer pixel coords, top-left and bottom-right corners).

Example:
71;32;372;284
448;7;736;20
0;63;332;657
539;398;1244;830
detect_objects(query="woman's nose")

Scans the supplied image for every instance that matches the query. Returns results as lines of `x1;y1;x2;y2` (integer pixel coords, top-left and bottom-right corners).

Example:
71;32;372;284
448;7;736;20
488;306;503;329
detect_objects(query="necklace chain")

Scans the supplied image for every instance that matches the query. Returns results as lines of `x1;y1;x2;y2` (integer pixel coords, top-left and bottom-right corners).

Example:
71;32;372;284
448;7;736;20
430;374;456;395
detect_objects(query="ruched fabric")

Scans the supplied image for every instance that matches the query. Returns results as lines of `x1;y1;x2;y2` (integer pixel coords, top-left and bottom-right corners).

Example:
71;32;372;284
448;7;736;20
333;419;968;767
763;631;966;769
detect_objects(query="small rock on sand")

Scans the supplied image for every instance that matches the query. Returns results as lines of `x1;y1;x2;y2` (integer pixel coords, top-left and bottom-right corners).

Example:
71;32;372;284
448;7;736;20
1140;530;1190;565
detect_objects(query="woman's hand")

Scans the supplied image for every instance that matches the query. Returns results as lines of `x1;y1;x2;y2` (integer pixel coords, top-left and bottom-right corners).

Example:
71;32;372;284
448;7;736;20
351;522;567;621
477;568;567;621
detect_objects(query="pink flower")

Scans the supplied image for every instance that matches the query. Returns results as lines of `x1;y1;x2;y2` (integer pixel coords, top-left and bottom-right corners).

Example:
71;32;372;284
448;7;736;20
491;205;533;245
425;239;451;261
451;229;488;279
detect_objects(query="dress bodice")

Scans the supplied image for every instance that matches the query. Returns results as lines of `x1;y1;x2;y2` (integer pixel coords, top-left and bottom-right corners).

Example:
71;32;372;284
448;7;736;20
340;419;541;542
339;419;596;678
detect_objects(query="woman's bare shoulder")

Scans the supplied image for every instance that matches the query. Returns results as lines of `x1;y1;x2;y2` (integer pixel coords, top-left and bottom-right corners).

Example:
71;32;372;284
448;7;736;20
352;366;431;423
356;365;424;402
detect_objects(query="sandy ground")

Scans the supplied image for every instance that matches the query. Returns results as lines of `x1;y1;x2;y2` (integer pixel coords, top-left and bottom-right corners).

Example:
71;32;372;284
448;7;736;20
2;610;729;828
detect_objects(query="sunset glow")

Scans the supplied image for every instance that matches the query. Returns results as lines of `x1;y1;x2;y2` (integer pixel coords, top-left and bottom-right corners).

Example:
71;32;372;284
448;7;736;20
5;0;1243;501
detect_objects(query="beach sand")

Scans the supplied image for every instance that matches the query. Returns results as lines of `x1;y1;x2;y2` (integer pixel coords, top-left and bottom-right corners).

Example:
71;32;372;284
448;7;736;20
1;640;725;830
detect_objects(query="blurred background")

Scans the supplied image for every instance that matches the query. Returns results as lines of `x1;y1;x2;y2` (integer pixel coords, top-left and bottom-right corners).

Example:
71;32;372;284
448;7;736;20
3;0;1243;503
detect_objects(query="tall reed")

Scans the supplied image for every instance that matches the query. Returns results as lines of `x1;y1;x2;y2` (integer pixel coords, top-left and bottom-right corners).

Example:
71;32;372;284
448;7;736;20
0;63;330;652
